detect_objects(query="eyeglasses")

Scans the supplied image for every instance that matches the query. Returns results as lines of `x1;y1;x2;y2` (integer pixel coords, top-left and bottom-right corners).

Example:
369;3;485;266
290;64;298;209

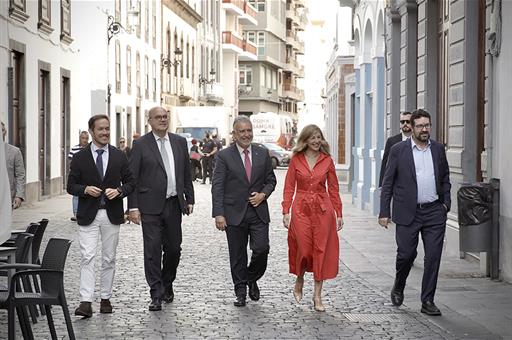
414;123;432;130
152;115;169;121
119;141;125;143
400;120;410;124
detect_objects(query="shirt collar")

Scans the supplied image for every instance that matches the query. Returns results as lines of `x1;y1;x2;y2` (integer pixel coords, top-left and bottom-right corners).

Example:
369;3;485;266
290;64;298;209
153;132;169;142
91;142;109;153
236;143;251;155
410;137;431;150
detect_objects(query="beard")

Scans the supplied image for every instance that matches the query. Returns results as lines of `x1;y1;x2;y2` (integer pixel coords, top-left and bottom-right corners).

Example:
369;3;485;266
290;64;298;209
401;126;411;134
414;132;429;142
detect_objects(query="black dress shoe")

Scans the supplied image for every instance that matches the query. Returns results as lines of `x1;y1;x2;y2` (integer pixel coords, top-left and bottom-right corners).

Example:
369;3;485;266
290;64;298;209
421;301;441;316
248;281;260;301
233;295;246;307
162;286;174;303
390;289;404;306
149;297;162;311
74;301;92;318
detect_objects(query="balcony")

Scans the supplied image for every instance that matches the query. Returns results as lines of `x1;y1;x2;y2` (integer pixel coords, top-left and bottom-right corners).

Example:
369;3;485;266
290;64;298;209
286;5;299;24
202;82;224;104
240;39;257;60
239;85;279;103
283;83;304;102
222;31;244;54
286;29;305;54
222;0;257;25
241;1;258;25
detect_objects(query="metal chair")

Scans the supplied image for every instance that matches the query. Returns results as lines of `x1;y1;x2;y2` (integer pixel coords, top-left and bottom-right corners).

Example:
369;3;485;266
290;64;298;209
0;238;75;340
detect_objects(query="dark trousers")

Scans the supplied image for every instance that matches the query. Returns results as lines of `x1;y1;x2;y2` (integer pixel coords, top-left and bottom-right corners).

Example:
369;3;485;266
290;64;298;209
395;201;447;303
226;205;270;297
201;156;212;183
141;196;182;298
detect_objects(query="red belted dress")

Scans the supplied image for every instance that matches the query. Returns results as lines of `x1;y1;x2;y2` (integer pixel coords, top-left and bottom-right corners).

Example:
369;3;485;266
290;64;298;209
282;153;343;281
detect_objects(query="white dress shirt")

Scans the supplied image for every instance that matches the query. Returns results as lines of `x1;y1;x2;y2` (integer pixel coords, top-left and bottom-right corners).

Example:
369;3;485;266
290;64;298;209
411;138;438;204
153;132;177;197
90;142;109;174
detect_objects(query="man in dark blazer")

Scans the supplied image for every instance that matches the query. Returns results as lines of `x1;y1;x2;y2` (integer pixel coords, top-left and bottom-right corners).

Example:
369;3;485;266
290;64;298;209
67;114;135;317
378;111;412;187
128;106;194;311
212;116;277;307
379;109;451;316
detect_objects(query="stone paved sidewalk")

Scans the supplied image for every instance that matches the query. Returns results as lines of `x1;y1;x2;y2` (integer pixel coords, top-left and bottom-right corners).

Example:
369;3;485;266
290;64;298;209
1;168;510;339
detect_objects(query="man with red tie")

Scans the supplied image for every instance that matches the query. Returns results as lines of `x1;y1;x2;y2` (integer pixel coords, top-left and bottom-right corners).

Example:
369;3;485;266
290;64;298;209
212;116;277;307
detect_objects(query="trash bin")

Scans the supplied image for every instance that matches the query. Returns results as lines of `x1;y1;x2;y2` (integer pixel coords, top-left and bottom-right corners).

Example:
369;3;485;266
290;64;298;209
458;183;493;252
457;179;500;280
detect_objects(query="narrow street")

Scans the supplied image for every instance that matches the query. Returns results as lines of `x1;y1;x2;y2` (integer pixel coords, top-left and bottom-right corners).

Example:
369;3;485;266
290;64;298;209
1;169;511;339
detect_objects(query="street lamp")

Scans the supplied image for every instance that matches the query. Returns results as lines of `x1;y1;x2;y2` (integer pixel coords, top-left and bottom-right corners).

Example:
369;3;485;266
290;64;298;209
161;47;183;69
199;69;216;86
161;48;183;95
106;8;139;116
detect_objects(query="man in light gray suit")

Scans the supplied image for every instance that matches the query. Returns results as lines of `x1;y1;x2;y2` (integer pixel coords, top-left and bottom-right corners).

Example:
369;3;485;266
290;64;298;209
1;121;25;209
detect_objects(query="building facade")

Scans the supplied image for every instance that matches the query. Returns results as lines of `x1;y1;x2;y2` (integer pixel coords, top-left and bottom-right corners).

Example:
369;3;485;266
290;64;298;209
348;0;386;214
342;0;512;282
238;0;289;118
1;0;80;202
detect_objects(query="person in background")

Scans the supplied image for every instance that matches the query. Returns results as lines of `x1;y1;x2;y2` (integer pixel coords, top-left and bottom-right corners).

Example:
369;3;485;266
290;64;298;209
119;137;132;159
201;133;217;184
1;121;25;210
189;139;202;181
68;130;90;221
0;135;12;244
282;124;343;312
379;111;412;188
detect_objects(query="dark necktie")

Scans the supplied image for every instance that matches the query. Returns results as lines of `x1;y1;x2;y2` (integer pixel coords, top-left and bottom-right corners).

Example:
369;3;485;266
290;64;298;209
243;149;251;181
96;149;105;206
96;149;105;179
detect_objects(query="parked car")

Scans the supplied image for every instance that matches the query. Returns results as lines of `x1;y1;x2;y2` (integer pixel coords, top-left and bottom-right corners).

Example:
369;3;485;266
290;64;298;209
254;142;292;169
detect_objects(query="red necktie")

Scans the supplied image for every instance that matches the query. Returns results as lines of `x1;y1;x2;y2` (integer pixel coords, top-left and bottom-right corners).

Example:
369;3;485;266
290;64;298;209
243;149;251;181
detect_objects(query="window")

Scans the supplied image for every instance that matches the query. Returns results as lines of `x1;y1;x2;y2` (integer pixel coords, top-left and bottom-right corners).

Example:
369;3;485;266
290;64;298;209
9;0;29;23
186;41;190;78
174;31;178;77
115;0;121;21
144;56;149;99
38;0;53;34
180;37;184;78
60;0;72;44
152;60;156;101
248;0;264;12
152;0;156;48
126;46;132;94
115;41;121;93
247;31;256;44
145;0;149;43
239;65;252;85
437;0;449;145
136;0;141;38
136;52;140;97
257;32;265;56
192;45;195;83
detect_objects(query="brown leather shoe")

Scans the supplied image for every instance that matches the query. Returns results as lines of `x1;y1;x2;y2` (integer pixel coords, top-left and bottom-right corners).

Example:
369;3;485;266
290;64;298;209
100;299;113;313
75;301;92;318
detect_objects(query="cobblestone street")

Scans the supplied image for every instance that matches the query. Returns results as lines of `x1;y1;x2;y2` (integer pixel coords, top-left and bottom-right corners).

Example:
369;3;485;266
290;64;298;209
1;169;510;339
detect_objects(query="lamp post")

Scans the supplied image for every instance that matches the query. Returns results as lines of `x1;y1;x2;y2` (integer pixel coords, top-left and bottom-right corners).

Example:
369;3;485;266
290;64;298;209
106;9;138;116
161;48;183;95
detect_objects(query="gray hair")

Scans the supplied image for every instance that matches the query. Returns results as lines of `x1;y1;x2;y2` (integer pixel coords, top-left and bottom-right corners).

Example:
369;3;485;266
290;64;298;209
233;115;251;129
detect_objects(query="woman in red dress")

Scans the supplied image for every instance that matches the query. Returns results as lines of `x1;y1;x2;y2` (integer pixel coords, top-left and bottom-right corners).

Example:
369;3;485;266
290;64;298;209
282;124;343;312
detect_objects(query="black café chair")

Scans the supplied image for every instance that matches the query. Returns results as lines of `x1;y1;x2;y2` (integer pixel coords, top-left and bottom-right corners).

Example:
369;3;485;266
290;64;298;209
0;238;75;340
0;232;34;338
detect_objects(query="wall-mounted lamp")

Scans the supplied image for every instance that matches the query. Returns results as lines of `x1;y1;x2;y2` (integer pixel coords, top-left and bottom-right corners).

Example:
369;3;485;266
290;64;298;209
199;69;216;86
107;9;138;44
161;48;183;69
